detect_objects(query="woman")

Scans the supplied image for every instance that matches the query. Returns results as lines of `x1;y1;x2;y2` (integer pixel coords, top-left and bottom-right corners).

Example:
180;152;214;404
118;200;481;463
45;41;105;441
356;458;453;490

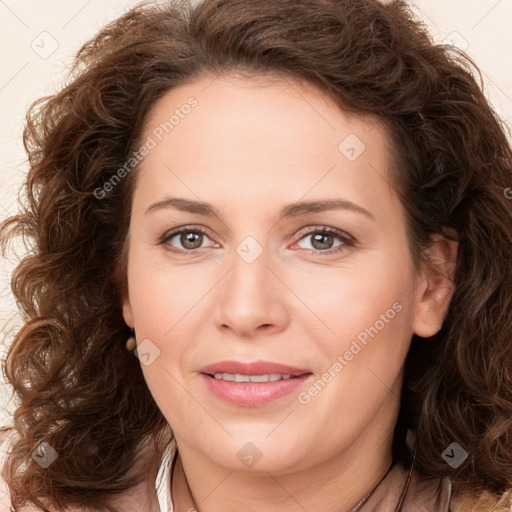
1;0;512;511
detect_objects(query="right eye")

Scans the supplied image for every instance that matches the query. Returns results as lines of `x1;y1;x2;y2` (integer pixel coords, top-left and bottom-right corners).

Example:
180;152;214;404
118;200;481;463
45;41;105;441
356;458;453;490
159;225;220;253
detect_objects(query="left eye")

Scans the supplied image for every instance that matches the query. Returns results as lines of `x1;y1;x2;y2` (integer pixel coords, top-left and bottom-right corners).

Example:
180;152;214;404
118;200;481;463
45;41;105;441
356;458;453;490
295;228;351;252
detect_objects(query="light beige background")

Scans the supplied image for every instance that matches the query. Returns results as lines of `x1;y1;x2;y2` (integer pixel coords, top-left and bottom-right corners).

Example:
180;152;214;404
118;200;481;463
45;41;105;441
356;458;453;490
0;0;511;483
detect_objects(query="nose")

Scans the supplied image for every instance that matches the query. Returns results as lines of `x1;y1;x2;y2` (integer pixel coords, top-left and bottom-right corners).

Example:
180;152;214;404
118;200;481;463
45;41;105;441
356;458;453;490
214;247;289;339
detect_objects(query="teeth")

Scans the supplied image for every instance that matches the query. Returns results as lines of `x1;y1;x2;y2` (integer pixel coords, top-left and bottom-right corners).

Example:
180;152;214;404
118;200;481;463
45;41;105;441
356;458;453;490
213;373;293;382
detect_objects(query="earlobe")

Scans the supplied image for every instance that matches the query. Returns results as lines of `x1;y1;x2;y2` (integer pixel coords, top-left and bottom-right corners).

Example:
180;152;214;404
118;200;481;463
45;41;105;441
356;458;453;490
412;233;458;338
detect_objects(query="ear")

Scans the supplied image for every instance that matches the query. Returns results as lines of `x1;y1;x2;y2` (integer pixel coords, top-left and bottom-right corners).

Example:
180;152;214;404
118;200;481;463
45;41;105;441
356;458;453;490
122;291;135;329
115;236;135;329
116;269;134;329
412;232;458;338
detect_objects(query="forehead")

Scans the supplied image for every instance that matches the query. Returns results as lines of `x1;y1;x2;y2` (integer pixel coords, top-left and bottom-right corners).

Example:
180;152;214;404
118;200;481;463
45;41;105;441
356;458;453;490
141;72;387;155
134;73;397;219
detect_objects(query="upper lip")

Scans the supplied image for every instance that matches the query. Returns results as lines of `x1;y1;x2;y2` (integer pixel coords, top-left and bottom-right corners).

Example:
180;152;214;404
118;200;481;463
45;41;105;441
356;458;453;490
200;360;311;376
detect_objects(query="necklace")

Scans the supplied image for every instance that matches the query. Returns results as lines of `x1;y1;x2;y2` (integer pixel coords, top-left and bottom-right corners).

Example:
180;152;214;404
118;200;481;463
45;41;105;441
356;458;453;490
348;461;394;511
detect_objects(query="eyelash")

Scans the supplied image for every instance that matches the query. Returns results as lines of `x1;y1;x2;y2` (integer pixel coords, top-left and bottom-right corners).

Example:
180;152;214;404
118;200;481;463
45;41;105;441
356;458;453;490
158;224;356;255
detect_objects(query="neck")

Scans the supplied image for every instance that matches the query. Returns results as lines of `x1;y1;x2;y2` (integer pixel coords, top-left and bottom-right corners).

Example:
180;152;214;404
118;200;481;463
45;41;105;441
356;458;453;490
171;421;395;512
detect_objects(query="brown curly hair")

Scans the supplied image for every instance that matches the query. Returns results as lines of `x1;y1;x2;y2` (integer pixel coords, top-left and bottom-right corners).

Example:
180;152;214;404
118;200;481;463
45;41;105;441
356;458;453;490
1;0;512;510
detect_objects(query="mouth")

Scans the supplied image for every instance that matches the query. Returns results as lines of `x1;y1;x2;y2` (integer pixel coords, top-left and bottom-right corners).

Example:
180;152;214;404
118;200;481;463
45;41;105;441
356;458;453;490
199;360;313;406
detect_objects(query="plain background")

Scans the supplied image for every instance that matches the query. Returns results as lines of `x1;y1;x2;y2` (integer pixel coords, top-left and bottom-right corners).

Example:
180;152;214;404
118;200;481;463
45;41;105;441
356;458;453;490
0;2;511;500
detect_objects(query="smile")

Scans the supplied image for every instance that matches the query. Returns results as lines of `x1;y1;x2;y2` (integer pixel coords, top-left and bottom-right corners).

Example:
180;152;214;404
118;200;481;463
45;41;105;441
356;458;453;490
212;372;295;382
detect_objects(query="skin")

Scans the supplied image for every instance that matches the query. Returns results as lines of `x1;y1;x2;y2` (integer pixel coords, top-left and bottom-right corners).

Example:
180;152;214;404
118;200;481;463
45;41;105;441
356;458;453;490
121;73;457;512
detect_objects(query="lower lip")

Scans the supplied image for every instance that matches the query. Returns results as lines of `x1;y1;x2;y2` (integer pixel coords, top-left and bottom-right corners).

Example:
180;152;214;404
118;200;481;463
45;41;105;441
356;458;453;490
201;373;313;407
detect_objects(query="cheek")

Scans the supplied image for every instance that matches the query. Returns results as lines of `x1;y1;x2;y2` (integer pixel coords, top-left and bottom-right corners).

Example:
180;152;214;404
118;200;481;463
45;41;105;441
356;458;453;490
294;253;413;338
126;246;204;340
293;253;415;394
126;253;198;410
125;246;221;402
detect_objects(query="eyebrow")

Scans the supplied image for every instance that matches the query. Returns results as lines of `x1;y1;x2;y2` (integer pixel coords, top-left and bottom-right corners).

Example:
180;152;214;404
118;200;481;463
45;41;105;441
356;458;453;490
144;197;374;220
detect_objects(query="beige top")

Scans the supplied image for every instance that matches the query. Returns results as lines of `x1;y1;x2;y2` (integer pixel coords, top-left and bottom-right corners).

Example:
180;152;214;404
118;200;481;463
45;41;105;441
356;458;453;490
154;437;453;512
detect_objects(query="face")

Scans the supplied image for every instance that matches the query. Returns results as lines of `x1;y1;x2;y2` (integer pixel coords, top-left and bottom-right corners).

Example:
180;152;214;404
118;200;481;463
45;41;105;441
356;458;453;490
121;73;450;475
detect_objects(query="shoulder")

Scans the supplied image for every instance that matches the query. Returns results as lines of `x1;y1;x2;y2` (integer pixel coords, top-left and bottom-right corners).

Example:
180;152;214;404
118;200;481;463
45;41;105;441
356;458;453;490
403;458;511;512
450;488;512;512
